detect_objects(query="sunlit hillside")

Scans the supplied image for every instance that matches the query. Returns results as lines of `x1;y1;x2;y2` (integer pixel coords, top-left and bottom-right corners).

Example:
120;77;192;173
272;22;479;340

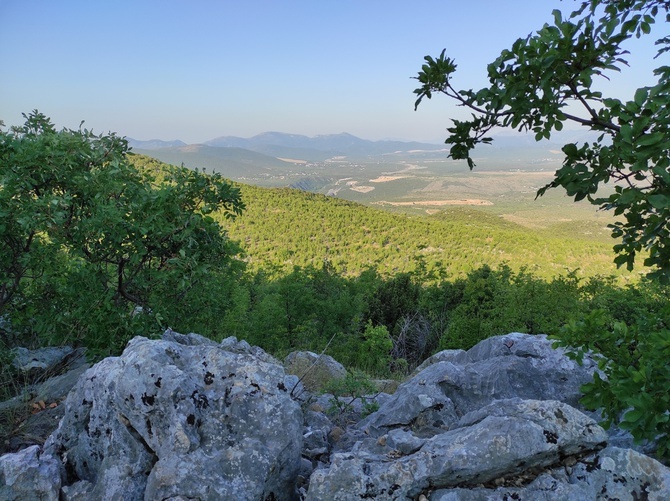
225;183;632;281
130;153;634;281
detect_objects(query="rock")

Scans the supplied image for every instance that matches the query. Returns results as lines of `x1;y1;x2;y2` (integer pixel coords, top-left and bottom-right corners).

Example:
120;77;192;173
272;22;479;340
386;428;427;455
284;351;347;393
163;329;280;365
12;346;86;381
43;331;303;500
1;349;89;454
0;444;60;500
410;348;469;377
306;398;608;500
359;332;598;438
3;331;668;501
303;409;334;461
431;446;670;500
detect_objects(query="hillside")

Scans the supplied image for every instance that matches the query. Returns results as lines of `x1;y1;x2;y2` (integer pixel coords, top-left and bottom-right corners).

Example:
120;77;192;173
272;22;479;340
132;144;292;179
128;154;629;281
225;182;629;281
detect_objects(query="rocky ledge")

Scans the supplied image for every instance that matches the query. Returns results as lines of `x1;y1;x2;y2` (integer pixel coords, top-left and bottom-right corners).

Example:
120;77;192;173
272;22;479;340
1;330;668;500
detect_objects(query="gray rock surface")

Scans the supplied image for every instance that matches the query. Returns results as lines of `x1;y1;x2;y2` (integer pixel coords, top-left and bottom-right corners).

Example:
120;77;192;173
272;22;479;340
306;398;609;500
43;331;303;500
2;331;669;501
307;333;670;500
284;351;347;393
0;444;60;501
431;446;670;500
359;332;598;438
12;346;86;380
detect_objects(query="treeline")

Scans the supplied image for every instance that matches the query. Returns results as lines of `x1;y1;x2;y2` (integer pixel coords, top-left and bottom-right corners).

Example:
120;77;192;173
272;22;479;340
156;261;667;377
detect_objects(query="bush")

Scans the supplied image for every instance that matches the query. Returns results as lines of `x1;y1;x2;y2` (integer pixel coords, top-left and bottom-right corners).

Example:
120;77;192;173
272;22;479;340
554;307;670;462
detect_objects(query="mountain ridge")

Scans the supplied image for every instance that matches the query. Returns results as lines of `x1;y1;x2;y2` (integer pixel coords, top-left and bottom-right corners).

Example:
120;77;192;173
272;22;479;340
128;131;445;158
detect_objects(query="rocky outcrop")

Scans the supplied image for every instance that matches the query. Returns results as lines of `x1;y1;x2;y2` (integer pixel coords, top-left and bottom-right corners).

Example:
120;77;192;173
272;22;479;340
430;446;670;500
44;331;303;500
307;398;610;500
1;331;669;500
359;332;599;438
306;332;669;499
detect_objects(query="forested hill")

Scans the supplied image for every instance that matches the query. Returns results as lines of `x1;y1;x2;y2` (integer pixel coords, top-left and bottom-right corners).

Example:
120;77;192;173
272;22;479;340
130;154;629;281
225;183;625;280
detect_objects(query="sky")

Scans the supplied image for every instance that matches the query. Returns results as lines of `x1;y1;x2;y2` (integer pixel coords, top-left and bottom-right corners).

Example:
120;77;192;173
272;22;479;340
1;0;667;144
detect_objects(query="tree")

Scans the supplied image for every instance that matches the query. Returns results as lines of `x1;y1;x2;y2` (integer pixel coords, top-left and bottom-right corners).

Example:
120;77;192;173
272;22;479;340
414;0;670;462
0;111;244;351
413;0;670;282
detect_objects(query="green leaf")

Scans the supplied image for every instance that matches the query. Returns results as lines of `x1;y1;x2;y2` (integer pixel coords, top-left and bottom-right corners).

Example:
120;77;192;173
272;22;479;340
623;408;644;423
648;194;670;209
552;9;562;26
637;132;665;147
634;88;648;106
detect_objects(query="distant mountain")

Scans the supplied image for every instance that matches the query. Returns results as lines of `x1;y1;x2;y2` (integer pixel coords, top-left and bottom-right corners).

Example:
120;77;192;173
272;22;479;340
127;138;187;150
204;132;445;158
132;144;291;178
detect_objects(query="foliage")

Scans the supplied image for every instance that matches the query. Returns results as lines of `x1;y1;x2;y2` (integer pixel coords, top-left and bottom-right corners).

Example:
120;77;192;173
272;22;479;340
553;306;670;460
225;183;626;280
323;369;380;425
0;112;244;355
357;321;393;376
414;0;670;282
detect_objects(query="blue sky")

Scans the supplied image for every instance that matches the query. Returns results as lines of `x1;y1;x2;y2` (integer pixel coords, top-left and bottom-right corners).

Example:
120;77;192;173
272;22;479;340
0;0;666;143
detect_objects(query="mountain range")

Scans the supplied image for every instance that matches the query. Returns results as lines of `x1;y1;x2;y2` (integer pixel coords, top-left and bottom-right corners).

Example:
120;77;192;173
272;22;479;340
128;132;446;161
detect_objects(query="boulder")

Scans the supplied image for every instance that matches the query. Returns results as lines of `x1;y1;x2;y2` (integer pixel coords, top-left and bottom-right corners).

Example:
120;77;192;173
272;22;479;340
306;398;609;500
359;332;598;438
284;351;347;393
431;446;670;500
43;331;303;500
0;445;60;500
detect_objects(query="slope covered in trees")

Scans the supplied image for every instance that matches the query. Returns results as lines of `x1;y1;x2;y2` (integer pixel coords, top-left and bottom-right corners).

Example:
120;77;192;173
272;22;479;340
222;174;631;281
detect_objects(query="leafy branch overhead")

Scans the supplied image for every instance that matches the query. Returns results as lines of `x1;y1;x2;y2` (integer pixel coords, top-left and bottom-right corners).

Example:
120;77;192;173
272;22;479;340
414;0;670;282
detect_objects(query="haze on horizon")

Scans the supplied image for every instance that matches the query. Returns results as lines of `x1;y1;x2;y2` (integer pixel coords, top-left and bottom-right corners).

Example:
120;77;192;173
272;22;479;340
1;0;665;144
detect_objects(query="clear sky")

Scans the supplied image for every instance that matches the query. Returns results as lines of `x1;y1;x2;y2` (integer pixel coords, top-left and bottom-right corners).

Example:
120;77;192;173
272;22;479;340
0;0;666;143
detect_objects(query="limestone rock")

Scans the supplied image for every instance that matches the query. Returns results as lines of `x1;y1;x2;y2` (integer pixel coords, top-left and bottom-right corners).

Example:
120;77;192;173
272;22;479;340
359;332;598;438
0;445;60;501
306;398;608;500
44;331;303;500
284;351;347;393
431;447;670;500
410;348;469;377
